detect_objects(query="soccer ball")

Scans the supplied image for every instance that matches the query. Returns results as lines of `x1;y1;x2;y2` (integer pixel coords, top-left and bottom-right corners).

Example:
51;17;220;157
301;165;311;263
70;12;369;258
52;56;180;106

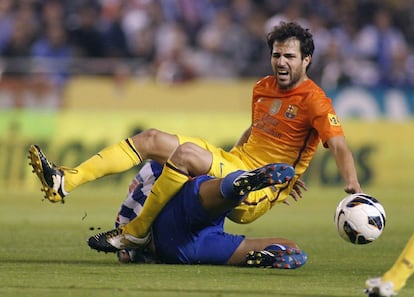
334;193;386;244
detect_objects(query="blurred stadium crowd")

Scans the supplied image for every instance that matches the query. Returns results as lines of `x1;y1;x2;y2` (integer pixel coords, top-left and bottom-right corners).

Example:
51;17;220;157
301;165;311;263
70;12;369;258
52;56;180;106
1;0;414;89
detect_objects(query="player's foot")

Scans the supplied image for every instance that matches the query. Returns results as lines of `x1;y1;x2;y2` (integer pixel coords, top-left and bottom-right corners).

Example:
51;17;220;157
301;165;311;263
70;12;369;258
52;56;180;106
245;244;307;269
233;163;294;195
87;228;151;253
117;249;159;264
28;144;69;203
364;277;398;297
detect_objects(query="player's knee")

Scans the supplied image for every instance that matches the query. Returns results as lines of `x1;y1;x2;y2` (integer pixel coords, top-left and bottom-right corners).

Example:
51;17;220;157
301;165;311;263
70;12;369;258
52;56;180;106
136;128;162;141
131;128;160;149
171;143;211;175
133;129;178;161
171;143;201;166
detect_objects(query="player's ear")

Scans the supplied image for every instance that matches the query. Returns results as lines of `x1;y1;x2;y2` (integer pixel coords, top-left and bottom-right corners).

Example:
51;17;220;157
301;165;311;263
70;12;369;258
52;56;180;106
303;55;311;68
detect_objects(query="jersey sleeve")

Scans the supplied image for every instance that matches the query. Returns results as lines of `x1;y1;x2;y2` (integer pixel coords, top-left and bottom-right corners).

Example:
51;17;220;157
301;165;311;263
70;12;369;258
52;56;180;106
308;94;344;148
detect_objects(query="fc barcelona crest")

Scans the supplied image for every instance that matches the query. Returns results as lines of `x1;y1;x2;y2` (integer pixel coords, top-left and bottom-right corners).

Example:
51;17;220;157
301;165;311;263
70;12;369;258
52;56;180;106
285;104;298;119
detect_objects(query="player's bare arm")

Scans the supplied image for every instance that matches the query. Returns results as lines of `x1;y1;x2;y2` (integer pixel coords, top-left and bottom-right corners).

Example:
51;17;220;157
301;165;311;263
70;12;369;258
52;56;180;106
326;135;362;194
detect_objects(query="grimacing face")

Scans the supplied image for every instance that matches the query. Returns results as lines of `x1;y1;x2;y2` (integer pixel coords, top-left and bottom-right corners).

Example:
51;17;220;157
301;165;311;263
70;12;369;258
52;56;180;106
271;37;310;90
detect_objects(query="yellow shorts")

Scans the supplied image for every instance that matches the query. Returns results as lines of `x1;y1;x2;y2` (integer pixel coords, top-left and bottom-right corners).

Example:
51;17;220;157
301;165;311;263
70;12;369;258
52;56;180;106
177;134;295;224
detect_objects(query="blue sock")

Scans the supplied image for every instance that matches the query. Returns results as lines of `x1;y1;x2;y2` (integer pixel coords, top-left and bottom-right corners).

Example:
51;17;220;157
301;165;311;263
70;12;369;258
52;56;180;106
219;170;245;201
264;244;288;251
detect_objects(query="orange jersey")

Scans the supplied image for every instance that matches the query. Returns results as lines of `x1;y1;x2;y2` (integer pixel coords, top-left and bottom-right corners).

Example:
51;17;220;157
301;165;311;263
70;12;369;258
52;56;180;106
231;75;344;177
179;76;344;223
226;76;345;223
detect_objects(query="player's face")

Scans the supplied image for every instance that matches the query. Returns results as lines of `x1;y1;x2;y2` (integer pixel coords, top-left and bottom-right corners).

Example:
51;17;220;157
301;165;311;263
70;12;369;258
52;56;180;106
271;38;310;90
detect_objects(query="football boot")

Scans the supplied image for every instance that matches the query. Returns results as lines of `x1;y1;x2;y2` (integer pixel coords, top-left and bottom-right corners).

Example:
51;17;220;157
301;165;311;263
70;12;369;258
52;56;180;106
364;278;398;297
233;163;294;196
245;244;307;269
88;227;151;253
28;144;69;203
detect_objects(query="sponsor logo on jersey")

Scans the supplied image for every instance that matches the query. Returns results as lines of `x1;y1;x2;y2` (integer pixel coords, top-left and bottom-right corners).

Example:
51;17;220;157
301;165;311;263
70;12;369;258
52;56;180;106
285;104;298;119
328;113;341;126
269;99;282;115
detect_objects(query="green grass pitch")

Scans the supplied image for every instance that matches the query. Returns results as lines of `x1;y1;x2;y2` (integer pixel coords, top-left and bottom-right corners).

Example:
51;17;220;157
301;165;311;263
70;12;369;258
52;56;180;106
1;183;413;297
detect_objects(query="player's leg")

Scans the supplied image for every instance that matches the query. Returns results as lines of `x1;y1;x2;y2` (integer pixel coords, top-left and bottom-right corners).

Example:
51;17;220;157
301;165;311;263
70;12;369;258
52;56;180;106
114;161;162;263
198;163;295;219
228;238;307;269
123;161;294;244
125;172;301;266
198;163;304;268
28;129;179;202
88;143;216;251
115;140;244;240
88;137;242;251
383;234;414;290
365;234;414;297
112;142;215;242
88;162;295;252
226;177;297;224
121;168;304;268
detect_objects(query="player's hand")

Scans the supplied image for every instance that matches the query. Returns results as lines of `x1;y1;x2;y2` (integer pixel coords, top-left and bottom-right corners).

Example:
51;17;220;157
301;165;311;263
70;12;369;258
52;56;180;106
284;179;307;205
344;182;362;194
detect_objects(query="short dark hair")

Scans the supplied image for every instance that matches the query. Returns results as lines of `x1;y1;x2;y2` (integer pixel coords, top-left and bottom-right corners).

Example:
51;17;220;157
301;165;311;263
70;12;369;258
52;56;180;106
266;22;315;68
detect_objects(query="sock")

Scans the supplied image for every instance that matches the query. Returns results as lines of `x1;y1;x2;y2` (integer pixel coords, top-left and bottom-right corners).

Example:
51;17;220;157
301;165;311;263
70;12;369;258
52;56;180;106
64;138;142;192
123;160;189;237
383;234;414;292
264;244;288;251
219;170;245;201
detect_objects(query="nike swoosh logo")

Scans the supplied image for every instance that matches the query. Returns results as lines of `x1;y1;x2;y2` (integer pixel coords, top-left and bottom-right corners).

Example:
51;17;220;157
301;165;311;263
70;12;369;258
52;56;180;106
150;190;159;197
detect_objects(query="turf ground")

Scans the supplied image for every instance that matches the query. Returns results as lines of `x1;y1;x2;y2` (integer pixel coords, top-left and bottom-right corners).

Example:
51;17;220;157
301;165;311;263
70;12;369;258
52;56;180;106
1;183;413;297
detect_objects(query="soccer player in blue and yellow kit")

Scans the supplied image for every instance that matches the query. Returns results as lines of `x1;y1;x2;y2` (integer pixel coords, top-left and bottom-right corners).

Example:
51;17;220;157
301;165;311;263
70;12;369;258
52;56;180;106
28;22;362;249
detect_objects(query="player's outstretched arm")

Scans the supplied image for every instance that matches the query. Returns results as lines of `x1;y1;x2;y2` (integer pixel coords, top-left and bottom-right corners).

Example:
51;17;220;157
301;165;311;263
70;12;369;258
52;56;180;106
326;136;362;194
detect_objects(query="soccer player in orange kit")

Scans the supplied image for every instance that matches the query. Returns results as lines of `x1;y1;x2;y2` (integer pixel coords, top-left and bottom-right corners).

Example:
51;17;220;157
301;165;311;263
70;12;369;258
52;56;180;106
28;21;362;250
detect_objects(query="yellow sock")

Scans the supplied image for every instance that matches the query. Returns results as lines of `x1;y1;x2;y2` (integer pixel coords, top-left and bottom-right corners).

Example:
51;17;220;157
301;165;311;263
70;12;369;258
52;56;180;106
383;234;414;291
123;161;189;237
64;138;142;192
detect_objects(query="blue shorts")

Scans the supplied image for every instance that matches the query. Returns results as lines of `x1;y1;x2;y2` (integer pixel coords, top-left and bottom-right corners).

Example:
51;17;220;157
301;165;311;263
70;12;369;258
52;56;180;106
152;175;245;264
